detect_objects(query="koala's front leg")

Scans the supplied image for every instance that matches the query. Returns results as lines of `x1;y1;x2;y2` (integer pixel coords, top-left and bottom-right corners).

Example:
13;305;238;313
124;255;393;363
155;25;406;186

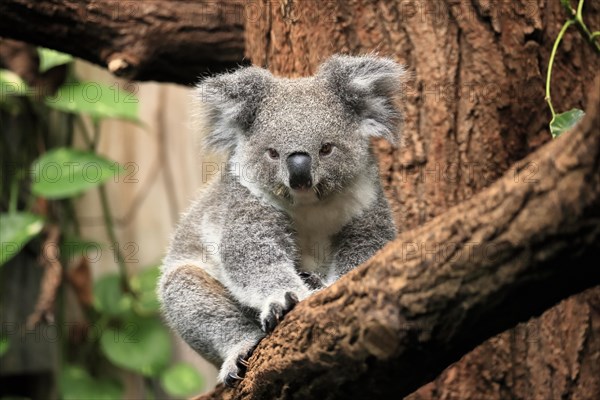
159;264;265;386
220;199;311;333
331;194;397;281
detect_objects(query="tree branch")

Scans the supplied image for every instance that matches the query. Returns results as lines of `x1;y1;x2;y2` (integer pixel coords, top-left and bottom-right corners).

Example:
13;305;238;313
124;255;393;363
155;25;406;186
5;3;598;396
0;0;247;85
199;78;600;399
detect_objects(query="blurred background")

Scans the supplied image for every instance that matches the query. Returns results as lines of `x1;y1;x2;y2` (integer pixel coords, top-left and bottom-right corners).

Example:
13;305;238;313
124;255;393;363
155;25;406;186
1;1;599;399
1;46;220;399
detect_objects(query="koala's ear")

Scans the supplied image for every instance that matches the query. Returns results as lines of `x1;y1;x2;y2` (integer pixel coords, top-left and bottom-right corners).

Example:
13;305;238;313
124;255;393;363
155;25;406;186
317;55;406;144
194;67;273;152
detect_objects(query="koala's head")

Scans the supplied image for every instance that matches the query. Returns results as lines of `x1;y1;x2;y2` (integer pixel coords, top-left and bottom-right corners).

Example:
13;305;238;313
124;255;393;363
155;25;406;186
196;55;405;205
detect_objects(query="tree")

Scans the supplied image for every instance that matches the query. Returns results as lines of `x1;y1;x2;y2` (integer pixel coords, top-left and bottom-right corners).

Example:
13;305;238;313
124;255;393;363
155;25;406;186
240;1;600;398
0;0;246;84
1;1;599;399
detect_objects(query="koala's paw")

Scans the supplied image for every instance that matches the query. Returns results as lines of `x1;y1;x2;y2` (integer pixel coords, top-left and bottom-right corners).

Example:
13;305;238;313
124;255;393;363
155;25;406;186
220;341;260;388
260;292;299;333
299;271;326;290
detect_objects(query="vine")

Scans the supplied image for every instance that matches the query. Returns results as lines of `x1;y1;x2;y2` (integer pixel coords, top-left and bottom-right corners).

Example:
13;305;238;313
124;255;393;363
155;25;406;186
545;0;599;138
0;47;204;398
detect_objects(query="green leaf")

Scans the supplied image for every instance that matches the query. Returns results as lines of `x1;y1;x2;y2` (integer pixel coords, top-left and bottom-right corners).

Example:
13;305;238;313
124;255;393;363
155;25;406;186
0;336;9;357
0;69;29;112
31;148;122;199
0;69;29;96
130;266;161;315
550;108;585;138
60;236;102;264
94;274;132;316
60;365;123;400
37;48;73;73
0;213;44;267
45;80;139;122
160;363;204;397
100;315;172;377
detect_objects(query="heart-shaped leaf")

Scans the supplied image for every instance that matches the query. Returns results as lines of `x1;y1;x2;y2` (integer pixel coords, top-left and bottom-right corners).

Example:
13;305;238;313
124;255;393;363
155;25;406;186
94;274;132;316
37;48;73;73
100;315;172;377
31;148;122;199
60;365;123;400
45;80;139;122
160;363;204;397
0;212;44;267
550;108;585;138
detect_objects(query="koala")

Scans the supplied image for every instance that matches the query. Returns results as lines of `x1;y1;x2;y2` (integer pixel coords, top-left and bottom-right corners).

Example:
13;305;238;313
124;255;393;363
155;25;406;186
159;55;405;387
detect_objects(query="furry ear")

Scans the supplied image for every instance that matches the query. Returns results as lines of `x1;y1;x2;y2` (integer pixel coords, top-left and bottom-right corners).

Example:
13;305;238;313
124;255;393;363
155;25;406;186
317;55;406;144
195;67;273;152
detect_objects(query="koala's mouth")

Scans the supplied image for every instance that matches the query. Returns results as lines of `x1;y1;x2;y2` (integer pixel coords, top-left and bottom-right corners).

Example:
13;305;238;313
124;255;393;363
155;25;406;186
272;184;292;201
272;182;326;202
310;182;326;199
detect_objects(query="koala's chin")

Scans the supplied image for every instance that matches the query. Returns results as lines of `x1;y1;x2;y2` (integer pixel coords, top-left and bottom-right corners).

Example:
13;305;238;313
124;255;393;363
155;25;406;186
289;186;320;206
270;180;329;207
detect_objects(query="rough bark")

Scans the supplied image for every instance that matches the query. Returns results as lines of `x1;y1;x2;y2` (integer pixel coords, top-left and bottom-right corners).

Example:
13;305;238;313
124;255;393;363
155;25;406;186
238;0;600;399
0;0;246;85
410;288;600;400
199;82;599;399
241;1;600;399
246;0;599;224
3;1;599;398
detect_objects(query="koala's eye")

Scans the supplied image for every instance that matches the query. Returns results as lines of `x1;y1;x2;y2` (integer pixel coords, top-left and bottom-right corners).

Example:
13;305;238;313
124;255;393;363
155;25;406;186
267;148;280;160
320;143;333;156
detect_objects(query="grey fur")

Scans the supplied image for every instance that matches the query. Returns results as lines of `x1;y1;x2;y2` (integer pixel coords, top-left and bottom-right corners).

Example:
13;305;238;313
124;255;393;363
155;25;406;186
159;55;405;385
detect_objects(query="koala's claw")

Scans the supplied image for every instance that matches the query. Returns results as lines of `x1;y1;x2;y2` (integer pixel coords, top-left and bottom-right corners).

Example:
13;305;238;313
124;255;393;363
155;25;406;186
285;291;299;306
224;372;244;388
299;271;326;290
261;291;299;333
236;343;257;371
236;355;249;368
262;303;284;333
220;342;259;388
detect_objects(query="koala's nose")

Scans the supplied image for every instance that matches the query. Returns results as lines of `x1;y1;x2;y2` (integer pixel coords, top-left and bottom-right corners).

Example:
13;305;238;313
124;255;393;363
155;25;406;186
287;152;312;190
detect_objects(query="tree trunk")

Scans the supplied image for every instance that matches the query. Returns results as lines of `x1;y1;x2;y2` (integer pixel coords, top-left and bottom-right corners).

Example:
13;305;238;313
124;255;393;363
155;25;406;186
3;1;599;398
243;0;600;399
0;0;246;84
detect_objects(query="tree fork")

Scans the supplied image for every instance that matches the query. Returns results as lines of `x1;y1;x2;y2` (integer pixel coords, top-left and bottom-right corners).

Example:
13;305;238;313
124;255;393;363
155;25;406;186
0;0;247;85
199;79;600;399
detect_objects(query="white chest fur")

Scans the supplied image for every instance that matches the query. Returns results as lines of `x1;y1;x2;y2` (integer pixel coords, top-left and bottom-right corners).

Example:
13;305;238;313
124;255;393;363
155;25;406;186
235;163;378;276
286;174;377;274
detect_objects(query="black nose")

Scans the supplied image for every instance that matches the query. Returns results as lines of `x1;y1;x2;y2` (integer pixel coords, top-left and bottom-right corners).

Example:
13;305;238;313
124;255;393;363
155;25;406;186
287;152;312;190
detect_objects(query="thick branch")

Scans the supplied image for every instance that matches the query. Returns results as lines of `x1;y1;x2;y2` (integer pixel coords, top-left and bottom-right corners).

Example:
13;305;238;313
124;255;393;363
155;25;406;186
0;0;246;85
200;79;600;399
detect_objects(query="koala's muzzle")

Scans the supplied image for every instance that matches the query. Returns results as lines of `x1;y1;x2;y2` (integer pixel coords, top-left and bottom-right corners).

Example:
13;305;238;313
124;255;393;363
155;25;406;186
287;152;312;190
